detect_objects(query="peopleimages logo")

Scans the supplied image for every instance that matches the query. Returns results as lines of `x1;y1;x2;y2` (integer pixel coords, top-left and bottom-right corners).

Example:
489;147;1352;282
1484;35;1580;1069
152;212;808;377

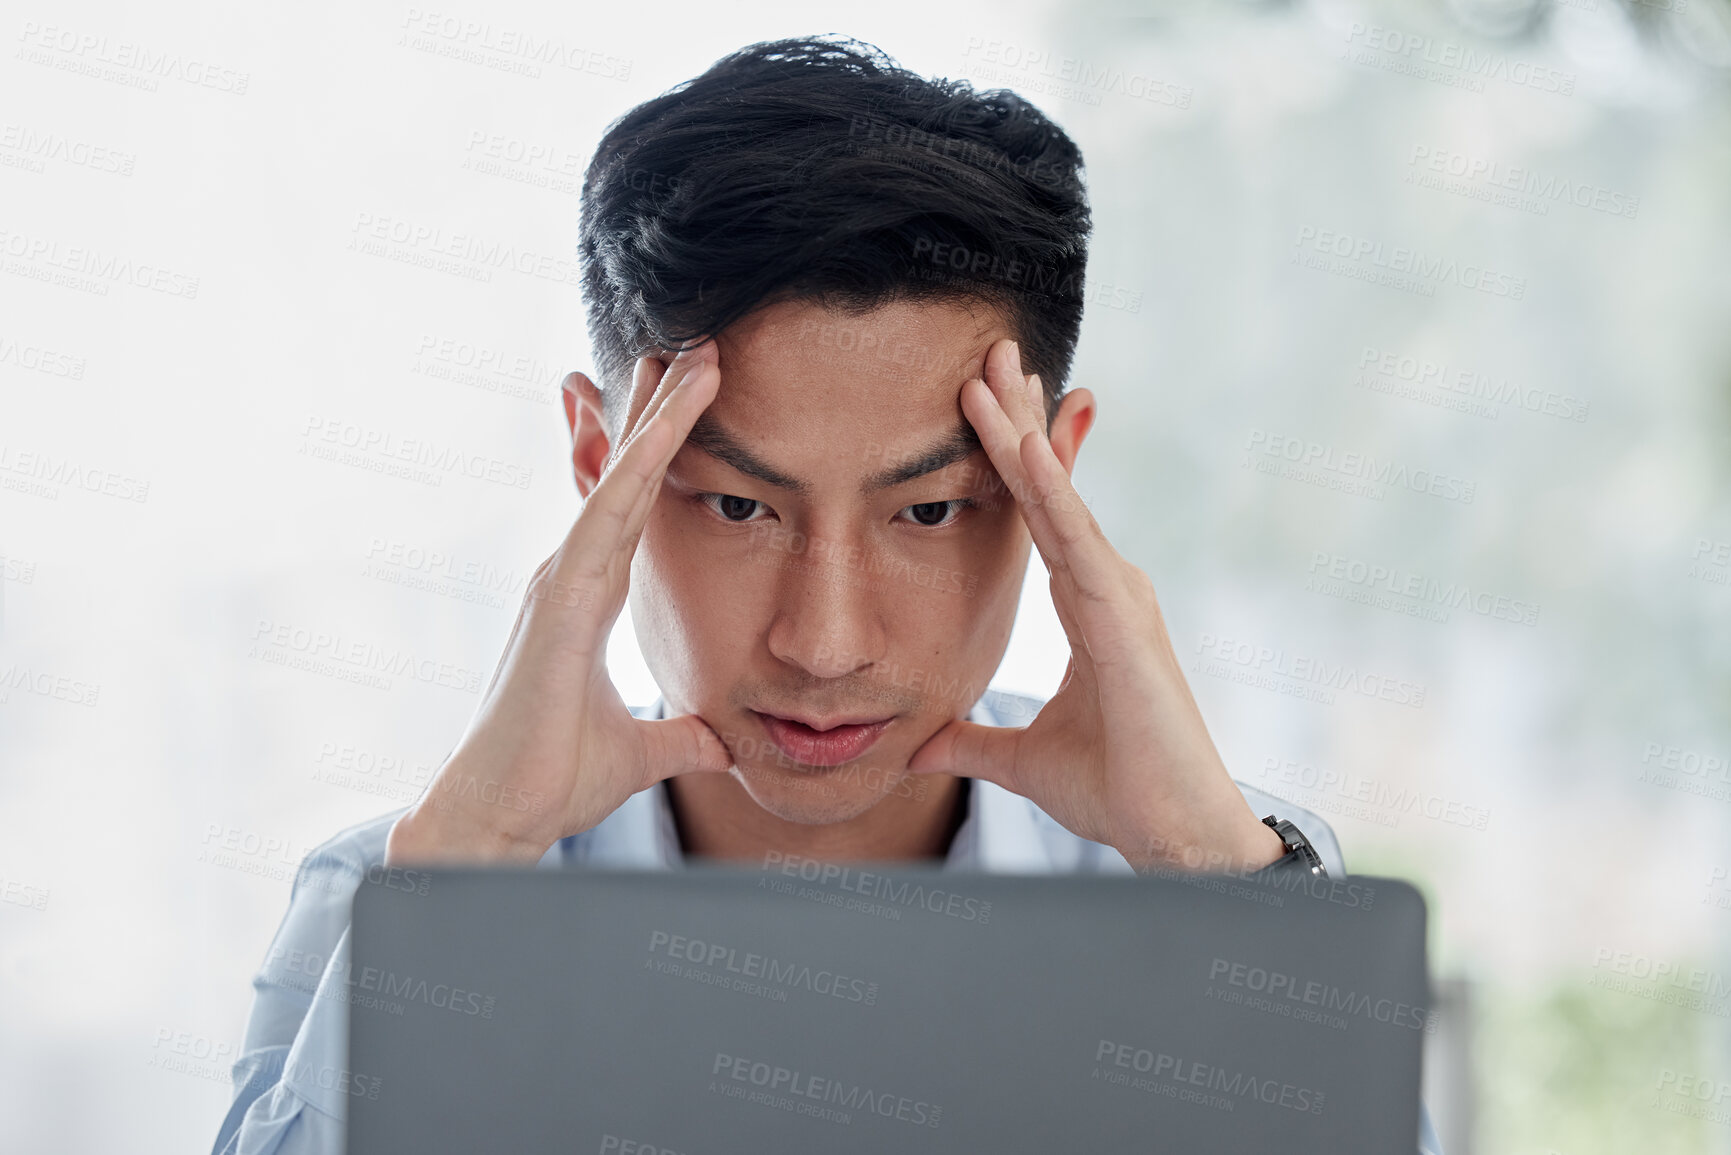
0;876;50;911
1206;957;1437;1032
746;523;979;599
1640;741;1729;782
398;8;632;81
362;535;530;609
711;1052;942;1128
760;852;993;923
1406;146;1638;220
1092;1038;1326;1114
0;443;149;503
599;1136;688;1155
347;211;581;286
300;416;533;490
1655;1068;1731;1127
411;333;562;406
1194;631;1425;710
0;225;200;299
14;21;252;94
1356;345;1589;423
1260;756;1492;833
845;114;1082;196
0;554;37;584
0;332;86;379
0;123;135;176
1293;226;1526;301
960;37;1192;108
248;617;485;694
1588;947;1731;1017
0;663;101;707
1306;550;1541;627
909;236;1081;299
1243;428;1476;505
647;930;879;1006
1689;537;1729;588
1343;22;1576;96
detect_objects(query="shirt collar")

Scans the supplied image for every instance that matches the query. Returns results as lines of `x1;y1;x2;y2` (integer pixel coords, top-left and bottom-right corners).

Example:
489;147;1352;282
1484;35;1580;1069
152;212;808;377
543;693;1057;874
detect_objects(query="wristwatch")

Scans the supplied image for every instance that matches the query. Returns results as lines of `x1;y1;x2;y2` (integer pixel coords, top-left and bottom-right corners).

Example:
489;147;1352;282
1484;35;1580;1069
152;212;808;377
1256;815;1327;878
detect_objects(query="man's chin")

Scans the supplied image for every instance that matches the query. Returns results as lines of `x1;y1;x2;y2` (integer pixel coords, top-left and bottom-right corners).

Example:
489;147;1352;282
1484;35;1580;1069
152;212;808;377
728;762;910;826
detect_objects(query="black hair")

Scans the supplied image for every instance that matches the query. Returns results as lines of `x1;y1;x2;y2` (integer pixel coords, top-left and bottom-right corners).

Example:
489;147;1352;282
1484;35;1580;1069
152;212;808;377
577;35;1092;430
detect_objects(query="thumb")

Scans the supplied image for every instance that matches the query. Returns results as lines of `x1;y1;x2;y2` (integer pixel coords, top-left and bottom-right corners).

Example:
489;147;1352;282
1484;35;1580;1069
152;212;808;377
907;718;1022;789
637;713;734;783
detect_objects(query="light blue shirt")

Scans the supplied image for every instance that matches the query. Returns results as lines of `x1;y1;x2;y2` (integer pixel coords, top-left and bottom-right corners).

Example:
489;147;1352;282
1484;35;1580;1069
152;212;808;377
212;688;1443;1154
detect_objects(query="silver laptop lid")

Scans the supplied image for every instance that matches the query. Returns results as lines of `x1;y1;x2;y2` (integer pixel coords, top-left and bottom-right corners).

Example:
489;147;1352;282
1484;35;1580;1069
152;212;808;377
348;865;1429;1153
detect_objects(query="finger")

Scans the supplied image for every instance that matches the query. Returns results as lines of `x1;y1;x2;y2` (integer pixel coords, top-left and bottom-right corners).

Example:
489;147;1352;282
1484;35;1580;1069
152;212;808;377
984;337;1044;433
906;717;1024;792
1034;557;1086;672
637;712;735;783
571;343;718;559
971;340;1076;523
469;552;557;700
959;366;1115;603
610;342;716;472
967;339;1039;508
994;343;1116;596
540;344;719;618
614;343;723;536
959;374;1033;517
1014;422;1118;596
606;354;667;465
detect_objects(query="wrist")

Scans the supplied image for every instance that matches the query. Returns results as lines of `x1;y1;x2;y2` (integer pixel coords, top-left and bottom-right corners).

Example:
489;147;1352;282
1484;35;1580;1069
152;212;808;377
385;799;553;867
1121;813;1289;877
1251;814;1327;878
1236;816;1290;874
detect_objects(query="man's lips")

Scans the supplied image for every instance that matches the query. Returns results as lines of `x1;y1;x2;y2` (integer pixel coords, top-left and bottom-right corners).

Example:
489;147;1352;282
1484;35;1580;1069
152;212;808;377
752;710;894;768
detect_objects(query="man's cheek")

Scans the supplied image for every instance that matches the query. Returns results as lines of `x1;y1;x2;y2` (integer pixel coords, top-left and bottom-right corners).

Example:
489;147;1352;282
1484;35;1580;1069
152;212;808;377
624;525;747;697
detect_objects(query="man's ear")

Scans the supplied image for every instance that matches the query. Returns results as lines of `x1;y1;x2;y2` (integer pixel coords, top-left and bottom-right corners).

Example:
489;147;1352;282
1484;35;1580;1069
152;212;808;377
1046;387;1097;474
562;371;611;498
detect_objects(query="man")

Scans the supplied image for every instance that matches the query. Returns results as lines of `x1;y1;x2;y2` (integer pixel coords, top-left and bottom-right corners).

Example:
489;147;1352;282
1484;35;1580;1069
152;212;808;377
214;36;1442;1154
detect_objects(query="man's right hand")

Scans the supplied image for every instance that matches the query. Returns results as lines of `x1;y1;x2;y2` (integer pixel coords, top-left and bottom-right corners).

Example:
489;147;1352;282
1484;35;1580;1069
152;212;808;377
385;342;730;866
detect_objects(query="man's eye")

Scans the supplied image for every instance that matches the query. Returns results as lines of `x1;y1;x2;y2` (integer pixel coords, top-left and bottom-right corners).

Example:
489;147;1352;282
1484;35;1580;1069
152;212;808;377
896;499;977;528
701;493;770;522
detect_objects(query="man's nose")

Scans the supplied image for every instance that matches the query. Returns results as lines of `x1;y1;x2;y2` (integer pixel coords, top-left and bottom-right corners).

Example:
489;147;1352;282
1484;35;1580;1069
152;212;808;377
762;535;886;679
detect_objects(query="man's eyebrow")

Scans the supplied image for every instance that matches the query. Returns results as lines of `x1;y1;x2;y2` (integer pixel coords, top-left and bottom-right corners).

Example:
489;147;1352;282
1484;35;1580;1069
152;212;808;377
684;413;810;495
863;422;985;491
682;414;987;495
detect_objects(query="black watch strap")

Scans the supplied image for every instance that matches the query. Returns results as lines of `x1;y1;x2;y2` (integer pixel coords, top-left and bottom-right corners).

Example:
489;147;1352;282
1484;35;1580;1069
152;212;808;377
1255;815;1327;878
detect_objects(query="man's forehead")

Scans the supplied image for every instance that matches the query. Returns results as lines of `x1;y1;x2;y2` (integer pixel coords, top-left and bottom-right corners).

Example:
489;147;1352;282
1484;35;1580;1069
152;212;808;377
731;295;1007;343
623;299;1010;424
714;298;1009;396
715;307;993;463
651;299;1010;495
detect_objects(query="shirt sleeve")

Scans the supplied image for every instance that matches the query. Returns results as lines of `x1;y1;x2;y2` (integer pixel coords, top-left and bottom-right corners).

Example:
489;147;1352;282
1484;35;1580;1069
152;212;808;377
1419;1105;1445;1155
211;812;401;1155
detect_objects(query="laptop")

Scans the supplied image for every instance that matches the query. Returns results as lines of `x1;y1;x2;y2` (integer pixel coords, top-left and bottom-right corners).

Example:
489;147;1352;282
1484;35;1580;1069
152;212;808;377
347;863;1429;1153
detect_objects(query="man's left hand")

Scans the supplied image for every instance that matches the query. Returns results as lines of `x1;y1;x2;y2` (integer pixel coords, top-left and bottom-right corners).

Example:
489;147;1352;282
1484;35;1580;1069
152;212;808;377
908;338;1288;876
